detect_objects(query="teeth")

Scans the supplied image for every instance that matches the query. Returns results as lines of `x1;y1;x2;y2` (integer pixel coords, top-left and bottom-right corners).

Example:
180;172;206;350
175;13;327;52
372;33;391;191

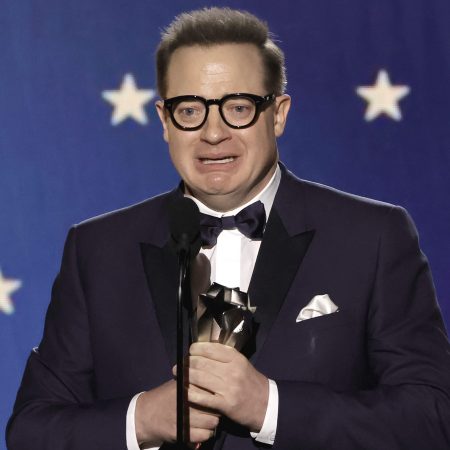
202;157;235;165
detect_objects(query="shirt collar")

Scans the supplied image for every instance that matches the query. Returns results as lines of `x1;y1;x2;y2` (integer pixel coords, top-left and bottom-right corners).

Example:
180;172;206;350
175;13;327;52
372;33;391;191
186;164;281;219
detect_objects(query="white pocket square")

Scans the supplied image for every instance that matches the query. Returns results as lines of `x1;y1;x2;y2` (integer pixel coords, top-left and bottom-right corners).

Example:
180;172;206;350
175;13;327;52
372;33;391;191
296;294;339;322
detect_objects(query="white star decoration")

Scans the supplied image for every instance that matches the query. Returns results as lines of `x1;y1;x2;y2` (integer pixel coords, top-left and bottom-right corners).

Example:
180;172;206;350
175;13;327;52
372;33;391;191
0;269;22;315
102;74;156;125
356;70;410;121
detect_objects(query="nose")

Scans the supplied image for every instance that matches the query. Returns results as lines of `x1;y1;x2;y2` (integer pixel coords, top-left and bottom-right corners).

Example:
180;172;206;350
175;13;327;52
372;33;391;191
200;105;231;144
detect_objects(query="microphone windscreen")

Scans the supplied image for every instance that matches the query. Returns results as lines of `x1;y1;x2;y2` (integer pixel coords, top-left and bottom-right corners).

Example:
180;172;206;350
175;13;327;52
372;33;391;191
168;197;201;256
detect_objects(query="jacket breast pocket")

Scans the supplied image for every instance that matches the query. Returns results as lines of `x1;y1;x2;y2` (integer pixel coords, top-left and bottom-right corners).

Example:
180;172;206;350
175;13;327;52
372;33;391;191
296;310;353;333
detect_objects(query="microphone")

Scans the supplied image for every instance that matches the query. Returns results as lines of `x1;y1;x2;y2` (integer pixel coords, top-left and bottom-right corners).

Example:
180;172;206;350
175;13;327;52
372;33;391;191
169;197;201;257
168;196;201;448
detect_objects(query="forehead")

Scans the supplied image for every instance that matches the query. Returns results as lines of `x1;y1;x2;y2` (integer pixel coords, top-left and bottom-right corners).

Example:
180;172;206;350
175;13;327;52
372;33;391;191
165;43;266;98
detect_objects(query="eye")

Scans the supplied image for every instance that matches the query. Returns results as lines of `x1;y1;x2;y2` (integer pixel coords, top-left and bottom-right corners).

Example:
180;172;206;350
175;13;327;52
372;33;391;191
233;105;250;114
224;99;255;118
179;107;198;117
227;103;251;113
173;101;205;123
176;105;202;116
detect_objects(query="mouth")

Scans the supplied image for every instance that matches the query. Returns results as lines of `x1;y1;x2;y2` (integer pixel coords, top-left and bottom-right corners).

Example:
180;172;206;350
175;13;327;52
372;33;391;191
199;156;236;165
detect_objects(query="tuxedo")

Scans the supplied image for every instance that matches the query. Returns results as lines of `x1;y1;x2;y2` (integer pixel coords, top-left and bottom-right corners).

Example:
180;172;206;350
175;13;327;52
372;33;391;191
7;165;450;449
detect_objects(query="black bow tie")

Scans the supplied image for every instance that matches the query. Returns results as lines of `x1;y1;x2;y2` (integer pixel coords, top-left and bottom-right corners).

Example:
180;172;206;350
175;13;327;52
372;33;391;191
199;201;266;247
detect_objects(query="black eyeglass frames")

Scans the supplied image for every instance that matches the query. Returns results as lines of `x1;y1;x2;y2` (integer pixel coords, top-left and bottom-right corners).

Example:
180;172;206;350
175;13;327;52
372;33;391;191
163;93;275;131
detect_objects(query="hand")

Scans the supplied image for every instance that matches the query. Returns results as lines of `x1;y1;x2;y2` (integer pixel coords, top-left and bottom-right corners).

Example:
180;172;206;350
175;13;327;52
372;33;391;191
135;379;220;447
181;342;269;433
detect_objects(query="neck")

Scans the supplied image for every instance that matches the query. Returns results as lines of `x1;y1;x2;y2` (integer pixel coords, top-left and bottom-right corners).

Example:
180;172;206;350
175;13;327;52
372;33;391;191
192;194;251;213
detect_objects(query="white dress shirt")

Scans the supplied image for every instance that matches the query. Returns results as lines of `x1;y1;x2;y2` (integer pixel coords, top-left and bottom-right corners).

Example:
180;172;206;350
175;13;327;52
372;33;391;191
126;166;281;449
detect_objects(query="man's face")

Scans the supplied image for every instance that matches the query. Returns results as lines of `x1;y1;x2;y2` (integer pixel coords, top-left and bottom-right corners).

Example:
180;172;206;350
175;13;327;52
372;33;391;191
156;43;290;211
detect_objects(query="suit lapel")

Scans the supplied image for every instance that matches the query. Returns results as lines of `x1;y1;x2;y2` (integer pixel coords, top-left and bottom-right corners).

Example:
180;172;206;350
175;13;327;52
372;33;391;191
248;210;314;363
248;165;315;363
140;241;180;365
139;187;191;366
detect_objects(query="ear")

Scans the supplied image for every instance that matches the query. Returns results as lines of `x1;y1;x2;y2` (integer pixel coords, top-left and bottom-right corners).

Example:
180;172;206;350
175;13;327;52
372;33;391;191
155;100;169;143
273;94;291;137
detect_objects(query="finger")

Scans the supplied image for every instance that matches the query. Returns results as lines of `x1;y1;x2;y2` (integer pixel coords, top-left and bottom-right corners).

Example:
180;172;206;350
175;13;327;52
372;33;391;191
189;342;236;362
172;356;192;377
189;408;220;429
188;355;225;374
172;363;194;380
189;402;221;416
189;427;216;443
189;383;216;395
188;391;221;417
188;384;223;411
188;367;223;394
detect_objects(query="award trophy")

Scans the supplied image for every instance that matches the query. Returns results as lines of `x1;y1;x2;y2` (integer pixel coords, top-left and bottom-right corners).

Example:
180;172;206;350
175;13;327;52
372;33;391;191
192;282;256;351
188;255;257;448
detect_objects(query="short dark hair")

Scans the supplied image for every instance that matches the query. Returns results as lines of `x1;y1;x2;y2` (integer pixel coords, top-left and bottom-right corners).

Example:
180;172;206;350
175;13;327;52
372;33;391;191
156;7;287;98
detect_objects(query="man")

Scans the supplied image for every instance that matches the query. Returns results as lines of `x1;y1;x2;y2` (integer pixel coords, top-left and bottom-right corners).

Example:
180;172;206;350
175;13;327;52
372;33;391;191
7;7;450;450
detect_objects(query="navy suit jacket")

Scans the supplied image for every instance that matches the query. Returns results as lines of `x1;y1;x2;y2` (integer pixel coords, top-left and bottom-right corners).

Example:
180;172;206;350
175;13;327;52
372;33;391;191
7;165;450;449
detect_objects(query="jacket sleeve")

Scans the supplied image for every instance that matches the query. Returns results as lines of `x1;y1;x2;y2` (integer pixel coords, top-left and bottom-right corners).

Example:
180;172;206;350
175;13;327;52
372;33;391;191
6;226;132;450
274;206;450;449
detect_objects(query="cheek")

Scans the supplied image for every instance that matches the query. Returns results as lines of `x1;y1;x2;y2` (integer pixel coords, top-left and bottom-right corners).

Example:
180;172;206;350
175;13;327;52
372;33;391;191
245;128;277;162
248;115;276;146
168;144;185;169
167;135;196;171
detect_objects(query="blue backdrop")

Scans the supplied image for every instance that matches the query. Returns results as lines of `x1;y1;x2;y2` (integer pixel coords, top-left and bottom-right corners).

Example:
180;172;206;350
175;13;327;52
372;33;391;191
1;1;449;447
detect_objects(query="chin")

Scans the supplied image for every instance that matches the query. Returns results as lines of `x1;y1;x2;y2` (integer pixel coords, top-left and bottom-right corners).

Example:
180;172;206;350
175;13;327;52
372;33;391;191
196;176;237;193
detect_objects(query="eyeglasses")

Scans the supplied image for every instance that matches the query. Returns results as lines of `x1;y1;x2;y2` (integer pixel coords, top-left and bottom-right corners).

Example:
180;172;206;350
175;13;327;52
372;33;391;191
163;93;275;131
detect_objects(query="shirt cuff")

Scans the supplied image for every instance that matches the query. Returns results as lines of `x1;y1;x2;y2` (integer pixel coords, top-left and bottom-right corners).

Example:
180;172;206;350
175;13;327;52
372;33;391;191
126;392;160;450
250;379;278;445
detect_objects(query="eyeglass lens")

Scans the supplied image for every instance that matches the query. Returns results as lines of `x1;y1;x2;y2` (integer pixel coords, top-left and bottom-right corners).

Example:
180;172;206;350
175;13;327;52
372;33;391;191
172;96;257;129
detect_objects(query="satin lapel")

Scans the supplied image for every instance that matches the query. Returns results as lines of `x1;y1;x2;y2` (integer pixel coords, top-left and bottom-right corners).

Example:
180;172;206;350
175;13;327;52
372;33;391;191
140;241;180;365
246;165;316;364
139;186;189;366
248;208;314;363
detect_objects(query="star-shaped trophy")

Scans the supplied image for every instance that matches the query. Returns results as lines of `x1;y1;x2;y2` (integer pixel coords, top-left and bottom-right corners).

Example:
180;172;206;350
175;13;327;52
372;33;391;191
192;282;256;351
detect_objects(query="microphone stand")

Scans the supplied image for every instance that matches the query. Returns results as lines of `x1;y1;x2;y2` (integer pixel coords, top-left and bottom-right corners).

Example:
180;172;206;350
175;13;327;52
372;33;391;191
169;196;200;449
176;246;189;449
